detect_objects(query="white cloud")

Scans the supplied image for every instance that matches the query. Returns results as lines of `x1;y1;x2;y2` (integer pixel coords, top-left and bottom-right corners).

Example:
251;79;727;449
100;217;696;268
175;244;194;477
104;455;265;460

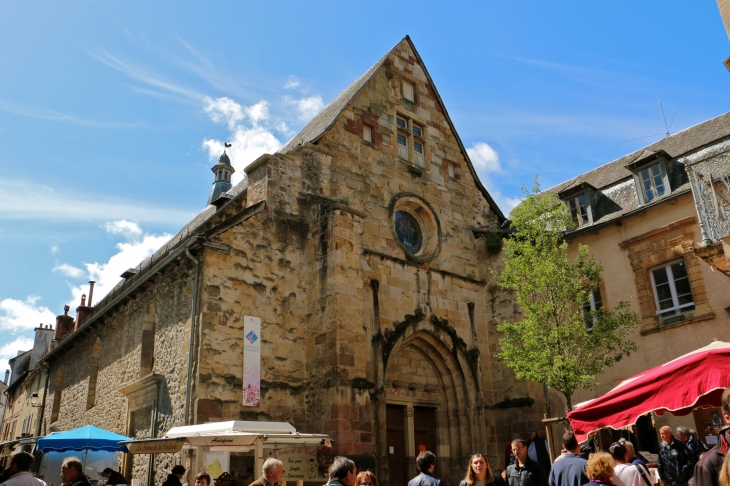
53;264;86;279
245;101;269;125
204;96;245;130
203;124;282;184
50;245;59;254
467;142;502;173
284;76;300;90
68;228;172;309
202;96;283;184
290;96;324;121
0;179;195;224
466;142;522;214
103;220;143;238
0;336;35;376
0;296;56;333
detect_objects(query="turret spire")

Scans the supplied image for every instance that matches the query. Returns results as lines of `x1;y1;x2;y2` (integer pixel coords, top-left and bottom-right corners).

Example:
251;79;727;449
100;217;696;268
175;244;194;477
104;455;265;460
208;150;235;206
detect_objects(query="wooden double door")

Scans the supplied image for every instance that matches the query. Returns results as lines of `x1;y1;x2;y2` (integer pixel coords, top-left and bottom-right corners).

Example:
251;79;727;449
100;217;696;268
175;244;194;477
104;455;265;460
386;404;438;486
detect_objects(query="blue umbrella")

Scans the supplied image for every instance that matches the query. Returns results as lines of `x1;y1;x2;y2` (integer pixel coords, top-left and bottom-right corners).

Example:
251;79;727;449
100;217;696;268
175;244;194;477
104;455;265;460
37;425;130;453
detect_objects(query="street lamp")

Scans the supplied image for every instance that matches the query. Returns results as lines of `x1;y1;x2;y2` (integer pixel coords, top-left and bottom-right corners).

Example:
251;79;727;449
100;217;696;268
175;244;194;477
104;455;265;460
30;392;42;407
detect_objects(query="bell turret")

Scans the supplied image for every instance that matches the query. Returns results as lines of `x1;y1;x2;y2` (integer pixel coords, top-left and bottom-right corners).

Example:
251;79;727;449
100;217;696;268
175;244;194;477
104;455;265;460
208;151;235;206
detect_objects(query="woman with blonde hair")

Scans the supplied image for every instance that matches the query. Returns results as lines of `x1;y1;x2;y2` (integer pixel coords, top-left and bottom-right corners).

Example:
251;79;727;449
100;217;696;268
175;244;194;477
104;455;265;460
356;471;378;486
583;452;615;486
460;453;506;486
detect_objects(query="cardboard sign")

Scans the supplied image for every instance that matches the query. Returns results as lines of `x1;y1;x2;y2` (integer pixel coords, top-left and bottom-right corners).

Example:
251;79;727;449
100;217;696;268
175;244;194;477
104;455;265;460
275;446;319;481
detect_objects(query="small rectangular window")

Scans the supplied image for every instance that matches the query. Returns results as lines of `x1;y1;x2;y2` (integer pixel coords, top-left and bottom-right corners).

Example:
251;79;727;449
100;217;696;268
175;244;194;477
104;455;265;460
363;125;372;142
397;133;409;160
448;163;455;178
413;141;424;167
568;194;590;226
639;164;666;202
581;288;603;331
397;117;407;130
403;81;415;102
650;259;694;319
412;124;423;138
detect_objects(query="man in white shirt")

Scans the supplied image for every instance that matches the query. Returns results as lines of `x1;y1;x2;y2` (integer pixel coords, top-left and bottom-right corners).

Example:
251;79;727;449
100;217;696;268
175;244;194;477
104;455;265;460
0;452;47;486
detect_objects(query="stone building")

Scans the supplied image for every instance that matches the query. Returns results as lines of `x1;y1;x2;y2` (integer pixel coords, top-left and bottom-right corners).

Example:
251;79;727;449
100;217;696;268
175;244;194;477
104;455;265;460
0;324;54;466
545;112;730;449
38;37;551;486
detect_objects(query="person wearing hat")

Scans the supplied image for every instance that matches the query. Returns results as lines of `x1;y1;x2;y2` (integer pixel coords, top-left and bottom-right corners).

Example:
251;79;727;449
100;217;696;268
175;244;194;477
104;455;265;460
526;427;552;475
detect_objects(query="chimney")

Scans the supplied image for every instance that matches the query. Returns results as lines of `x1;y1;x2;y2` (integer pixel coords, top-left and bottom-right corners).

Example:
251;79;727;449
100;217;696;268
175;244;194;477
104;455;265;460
75;294;93;330
54;305;75;339
3;370;8;385
88;281;96;306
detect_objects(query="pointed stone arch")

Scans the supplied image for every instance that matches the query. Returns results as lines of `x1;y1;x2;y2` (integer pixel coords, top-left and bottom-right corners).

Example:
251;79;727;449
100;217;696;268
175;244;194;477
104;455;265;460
375;314;486;486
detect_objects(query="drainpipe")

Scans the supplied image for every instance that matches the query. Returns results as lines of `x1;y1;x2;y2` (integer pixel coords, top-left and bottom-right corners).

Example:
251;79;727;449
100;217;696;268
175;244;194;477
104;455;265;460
184;248;200;426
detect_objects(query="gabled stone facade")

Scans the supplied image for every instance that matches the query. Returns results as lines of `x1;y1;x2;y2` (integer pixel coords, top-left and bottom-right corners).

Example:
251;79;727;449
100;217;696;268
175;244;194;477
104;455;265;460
40;37;549;486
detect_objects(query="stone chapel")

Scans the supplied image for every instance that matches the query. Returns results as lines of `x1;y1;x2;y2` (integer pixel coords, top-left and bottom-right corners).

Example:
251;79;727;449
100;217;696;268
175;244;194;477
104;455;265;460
39;37;552;486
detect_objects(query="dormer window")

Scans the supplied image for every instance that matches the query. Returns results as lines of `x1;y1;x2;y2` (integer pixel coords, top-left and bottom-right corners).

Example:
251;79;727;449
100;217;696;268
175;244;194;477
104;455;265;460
638;164;665;202
626;150;672;205
568;194;590;227
558;182;596;229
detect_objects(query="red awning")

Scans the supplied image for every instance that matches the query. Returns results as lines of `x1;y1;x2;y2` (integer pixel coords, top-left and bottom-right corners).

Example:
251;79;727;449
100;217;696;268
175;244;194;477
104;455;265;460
567;341;730;442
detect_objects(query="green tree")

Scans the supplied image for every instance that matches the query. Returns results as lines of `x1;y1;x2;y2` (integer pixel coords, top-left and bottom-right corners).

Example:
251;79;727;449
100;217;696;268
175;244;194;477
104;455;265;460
496;180;639;411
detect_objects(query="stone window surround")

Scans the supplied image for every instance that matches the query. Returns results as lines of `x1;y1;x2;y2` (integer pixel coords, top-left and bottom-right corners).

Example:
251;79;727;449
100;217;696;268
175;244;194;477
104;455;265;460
619;216;714;335
395;112;427;169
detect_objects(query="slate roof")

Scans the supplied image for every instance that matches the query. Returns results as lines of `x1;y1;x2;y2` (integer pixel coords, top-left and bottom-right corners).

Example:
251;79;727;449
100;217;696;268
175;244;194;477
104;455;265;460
544;112;730;233
547;112;730;196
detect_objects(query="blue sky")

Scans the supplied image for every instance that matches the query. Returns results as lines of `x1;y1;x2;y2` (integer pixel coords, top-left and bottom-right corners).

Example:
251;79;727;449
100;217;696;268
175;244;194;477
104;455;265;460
1;2;728;372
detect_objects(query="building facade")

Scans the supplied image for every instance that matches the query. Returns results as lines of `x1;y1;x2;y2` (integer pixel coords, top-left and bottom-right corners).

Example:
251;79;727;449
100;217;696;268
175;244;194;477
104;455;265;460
0;325;54;466
38;37;550;486
546;113;730;449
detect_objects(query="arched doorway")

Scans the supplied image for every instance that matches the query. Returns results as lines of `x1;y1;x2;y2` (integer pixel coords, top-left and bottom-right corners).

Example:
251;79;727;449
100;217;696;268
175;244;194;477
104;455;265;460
377;319;484;486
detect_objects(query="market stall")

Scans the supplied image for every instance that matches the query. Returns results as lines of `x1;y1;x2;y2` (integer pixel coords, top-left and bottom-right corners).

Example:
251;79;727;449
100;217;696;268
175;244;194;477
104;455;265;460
567;340;730;442
36;425;131;485
121;421;332;486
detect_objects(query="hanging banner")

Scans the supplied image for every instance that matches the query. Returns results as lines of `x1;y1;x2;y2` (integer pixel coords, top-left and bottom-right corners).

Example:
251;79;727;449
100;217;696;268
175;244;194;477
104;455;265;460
242;315;261;406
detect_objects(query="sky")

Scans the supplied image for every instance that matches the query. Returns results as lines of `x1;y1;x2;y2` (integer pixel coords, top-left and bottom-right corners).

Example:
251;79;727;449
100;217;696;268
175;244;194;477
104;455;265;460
0;2;728;374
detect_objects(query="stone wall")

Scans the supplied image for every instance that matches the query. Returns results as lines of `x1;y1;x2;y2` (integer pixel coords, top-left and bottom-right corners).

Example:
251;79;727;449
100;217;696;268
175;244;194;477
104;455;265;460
44;261;195;486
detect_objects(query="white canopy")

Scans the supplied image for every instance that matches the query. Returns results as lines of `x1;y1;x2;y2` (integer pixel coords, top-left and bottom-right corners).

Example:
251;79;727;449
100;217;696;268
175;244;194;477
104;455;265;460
166;420;296;437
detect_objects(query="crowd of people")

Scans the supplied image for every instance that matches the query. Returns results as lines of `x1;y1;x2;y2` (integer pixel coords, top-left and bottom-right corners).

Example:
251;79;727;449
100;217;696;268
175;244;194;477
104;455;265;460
1;388;730;486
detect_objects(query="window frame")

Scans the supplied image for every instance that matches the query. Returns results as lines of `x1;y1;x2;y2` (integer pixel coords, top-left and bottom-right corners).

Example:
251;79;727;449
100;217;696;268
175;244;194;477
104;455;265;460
648;258;695;319
363;124;372;143
402;80;415;103
631;159;671;205
567;192;592;227
581;287;603;332
395;114;427;168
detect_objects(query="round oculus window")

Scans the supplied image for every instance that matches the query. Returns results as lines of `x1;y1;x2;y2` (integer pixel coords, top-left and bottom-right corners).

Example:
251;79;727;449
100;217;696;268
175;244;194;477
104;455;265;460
394;210;423;254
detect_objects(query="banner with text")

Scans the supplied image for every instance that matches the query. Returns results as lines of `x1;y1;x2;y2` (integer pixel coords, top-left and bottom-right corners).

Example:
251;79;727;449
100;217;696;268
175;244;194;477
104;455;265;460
242;315;261;406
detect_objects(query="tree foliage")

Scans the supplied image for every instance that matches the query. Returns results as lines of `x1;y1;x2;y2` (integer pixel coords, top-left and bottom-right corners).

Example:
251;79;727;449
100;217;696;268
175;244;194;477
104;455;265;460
495;180;639;410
